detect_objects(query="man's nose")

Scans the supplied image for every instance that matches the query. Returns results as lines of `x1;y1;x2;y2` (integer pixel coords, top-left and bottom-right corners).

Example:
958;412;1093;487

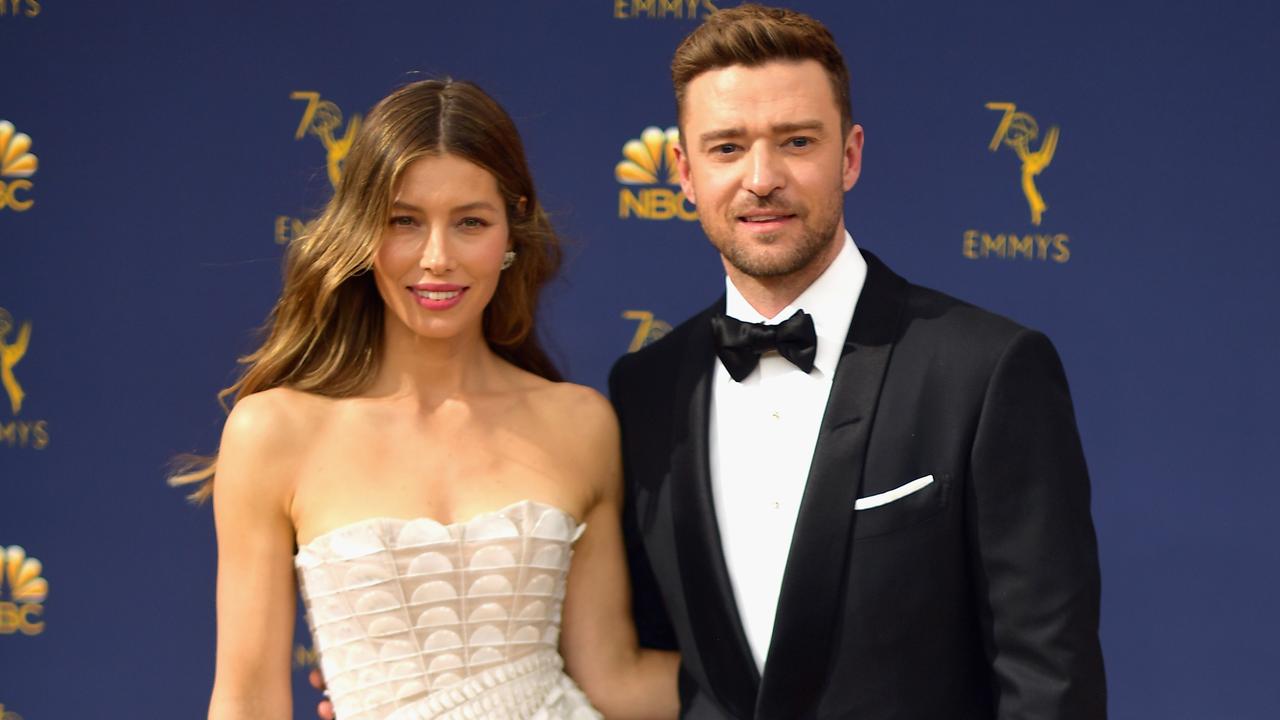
744;144;785;198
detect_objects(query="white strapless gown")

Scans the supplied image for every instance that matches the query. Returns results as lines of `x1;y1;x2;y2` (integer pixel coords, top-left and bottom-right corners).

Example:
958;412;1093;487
295;500;602;720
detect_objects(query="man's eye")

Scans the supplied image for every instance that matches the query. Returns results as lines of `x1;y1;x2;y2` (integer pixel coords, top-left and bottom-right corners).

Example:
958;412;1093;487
714;144;738;155
788;137;812;149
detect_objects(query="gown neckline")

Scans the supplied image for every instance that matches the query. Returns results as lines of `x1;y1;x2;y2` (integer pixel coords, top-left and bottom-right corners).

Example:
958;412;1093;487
294;498;583;554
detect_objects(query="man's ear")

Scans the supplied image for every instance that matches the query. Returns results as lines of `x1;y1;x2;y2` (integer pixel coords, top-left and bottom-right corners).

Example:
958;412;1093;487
674;141;696;205
842;124;865;192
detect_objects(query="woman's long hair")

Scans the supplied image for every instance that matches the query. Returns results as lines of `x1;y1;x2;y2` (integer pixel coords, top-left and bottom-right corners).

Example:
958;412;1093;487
171;79;563;501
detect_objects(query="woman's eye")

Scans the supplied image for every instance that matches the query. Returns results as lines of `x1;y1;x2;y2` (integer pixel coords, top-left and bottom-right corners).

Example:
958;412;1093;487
389;215;415;227
459;217;489;229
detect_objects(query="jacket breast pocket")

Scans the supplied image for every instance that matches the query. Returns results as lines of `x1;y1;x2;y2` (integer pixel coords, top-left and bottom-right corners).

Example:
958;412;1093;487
851;473;949;539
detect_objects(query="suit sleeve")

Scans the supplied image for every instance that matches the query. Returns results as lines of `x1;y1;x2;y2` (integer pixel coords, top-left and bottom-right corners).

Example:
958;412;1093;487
967;329;1107;718
608;356;679;651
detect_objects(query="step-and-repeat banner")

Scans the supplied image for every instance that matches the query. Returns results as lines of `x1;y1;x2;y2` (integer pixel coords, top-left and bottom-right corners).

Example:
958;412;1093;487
4;2;1278;718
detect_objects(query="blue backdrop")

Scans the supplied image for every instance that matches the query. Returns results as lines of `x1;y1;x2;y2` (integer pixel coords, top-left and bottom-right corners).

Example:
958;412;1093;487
3;1;1278;718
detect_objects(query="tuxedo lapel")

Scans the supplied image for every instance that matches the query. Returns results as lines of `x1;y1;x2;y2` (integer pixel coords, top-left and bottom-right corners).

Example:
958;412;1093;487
755;252;908;719
668;302;761;718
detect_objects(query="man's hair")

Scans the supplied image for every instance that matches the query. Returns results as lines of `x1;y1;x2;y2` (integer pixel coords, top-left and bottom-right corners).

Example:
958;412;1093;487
671;3;853;137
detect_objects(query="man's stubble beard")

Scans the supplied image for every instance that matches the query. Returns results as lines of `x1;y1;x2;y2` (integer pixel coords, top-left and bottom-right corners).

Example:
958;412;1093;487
706;192;843;280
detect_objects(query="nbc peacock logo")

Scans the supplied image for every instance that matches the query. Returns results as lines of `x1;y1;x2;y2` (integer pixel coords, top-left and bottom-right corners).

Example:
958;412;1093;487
615;126;697;221
0;121;38;213
0;702;24;720
0;545;48;636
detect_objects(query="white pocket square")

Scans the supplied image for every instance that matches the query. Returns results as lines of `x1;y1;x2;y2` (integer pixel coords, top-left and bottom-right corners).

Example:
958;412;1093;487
854;475;935;510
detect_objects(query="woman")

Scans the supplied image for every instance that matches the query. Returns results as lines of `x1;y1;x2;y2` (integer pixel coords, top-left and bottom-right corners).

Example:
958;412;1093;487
173;79;679;720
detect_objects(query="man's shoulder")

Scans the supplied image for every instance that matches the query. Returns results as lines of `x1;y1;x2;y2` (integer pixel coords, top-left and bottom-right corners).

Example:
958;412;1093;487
903;281;1026;344
860;251;1029;345
890;283;1066;393
865;251;1040;364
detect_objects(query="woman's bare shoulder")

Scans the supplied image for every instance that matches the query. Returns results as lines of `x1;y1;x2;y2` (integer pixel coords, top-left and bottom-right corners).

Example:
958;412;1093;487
221;387;326;449
215;388;330;507
528;381;621;496
530;380;616;429
490;360;614;427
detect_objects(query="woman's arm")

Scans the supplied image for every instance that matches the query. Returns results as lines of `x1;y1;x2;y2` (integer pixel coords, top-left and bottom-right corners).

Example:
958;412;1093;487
559;390;680;719
207;393;302;720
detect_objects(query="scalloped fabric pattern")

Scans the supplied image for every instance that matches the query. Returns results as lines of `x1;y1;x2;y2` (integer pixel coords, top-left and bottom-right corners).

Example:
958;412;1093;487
296;500;598;719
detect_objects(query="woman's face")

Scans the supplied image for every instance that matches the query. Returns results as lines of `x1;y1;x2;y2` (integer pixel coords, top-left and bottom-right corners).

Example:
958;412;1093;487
373;153;511;343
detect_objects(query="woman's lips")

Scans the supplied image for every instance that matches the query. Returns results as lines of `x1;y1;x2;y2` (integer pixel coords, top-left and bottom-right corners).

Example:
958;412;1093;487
409;284;467;310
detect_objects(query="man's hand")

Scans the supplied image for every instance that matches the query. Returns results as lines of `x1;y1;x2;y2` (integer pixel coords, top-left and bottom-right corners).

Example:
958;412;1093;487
309;668;334;720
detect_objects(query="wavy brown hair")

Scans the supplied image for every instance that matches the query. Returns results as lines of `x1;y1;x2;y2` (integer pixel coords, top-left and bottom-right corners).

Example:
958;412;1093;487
172;79;563;501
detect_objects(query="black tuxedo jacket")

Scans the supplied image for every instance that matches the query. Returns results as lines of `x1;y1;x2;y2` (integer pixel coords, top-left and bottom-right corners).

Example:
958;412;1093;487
609;251;1106;719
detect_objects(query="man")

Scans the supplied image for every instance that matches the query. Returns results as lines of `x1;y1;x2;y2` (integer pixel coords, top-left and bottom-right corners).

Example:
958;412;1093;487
609;4;1106;718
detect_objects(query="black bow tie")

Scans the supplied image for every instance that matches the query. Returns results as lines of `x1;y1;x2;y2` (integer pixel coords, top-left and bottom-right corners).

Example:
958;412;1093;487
711;309;817;382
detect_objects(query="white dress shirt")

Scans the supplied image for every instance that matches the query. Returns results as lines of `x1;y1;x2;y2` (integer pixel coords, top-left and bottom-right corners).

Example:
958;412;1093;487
708;232;867;671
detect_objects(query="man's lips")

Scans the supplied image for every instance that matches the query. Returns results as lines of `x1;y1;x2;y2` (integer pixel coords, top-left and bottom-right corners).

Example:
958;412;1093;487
737;206;796;220
736;211;797;229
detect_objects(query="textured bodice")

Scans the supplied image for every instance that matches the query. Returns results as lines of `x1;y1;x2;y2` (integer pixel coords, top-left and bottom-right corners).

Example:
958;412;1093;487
295;500;600;720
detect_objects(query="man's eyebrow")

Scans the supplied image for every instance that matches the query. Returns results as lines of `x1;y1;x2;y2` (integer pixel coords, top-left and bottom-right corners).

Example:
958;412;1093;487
697;120;827;146
772;120;825;134
698;127;745;145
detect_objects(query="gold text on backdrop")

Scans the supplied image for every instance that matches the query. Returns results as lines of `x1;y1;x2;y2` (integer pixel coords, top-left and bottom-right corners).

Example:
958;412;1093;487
961;231;1069;263
294;643;319;669
613;0;717;20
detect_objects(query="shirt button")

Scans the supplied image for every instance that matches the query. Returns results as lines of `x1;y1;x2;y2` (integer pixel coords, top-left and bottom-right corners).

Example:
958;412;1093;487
770;501;781;510
771;410;781;420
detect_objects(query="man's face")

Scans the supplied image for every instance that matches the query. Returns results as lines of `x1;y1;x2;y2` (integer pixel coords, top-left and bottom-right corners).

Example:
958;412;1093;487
675;60;862;280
